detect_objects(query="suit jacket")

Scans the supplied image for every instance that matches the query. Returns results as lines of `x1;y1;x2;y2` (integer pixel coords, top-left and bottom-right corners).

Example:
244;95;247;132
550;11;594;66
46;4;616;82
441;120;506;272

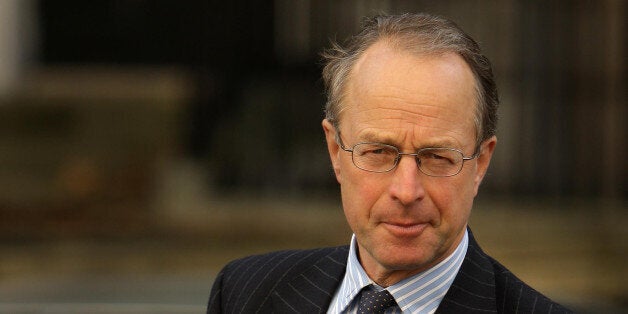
207;230;572;313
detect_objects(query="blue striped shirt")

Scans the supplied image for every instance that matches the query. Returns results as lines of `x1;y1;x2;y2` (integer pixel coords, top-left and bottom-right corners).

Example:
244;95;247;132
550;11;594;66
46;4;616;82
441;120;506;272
327;230;468;314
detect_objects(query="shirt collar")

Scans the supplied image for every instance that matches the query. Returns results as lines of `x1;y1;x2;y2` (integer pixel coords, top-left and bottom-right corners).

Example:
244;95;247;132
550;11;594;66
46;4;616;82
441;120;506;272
333;230;468;313
331;234;374;312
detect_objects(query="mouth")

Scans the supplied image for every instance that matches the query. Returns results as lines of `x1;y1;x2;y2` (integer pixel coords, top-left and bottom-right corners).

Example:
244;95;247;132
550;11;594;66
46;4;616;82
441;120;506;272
381;222;428;238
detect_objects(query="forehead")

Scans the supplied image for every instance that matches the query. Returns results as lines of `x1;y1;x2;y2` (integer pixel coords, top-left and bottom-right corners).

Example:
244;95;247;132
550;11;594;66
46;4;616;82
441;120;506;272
340;41;477;147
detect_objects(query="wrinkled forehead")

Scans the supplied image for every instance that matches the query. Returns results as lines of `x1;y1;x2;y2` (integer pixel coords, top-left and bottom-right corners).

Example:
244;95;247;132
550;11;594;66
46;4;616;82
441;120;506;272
336;40;480;131
339;42;478;134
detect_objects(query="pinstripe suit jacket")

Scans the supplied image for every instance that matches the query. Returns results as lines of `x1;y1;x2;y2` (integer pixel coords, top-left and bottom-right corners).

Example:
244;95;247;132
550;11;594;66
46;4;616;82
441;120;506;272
207;231;571;313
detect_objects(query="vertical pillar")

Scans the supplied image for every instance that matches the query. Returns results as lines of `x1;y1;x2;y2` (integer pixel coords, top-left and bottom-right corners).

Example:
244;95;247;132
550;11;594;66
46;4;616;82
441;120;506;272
0;0;37;96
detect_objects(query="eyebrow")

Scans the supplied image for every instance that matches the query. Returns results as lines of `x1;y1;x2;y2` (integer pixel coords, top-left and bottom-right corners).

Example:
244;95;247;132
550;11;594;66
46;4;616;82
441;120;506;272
357;131;394;144
356;131;462;150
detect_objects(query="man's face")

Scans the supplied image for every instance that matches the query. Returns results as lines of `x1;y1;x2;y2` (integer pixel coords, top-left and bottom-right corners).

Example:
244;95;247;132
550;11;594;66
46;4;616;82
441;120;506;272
322;41;496;286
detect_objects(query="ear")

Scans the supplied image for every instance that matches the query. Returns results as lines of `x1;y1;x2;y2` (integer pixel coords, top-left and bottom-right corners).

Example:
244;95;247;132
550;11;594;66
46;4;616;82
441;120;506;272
473;136;497;195
322;119;342;183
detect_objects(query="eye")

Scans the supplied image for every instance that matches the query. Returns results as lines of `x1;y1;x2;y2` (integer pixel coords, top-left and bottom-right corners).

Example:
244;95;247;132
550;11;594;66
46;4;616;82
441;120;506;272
355;144;399;161
356;144;396;156
368;148;386;155
426;152;448;160
418;149;457;165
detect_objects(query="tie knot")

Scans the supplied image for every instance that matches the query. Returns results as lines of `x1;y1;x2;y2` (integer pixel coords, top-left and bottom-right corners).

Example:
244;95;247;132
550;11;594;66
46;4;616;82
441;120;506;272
357;288;397;314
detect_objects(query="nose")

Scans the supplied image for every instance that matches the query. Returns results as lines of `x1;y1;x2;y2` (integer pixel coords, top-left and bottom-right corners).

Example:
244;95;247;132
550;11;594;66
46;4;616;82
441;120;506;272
388;155;425;205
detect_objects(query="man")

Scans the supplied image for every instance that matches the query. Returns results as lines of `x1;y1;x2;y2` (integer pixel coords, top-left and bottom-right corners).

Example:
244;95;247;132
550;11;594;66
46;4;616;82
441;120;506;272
208;13;571;313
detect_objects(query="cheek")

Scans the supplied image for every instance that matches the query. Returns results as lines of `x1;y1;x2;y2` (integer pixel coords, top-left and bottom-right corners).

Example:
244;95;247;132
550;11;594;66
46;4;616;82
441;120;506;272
340;171;388;220
425;177;475;221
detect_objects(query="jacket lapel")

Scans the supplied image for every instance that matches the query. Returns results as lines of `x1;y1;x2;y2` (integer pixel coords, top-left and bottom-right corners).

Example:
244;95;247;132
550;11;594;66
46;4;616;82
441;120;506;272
436;229;498;313
271;246;349;313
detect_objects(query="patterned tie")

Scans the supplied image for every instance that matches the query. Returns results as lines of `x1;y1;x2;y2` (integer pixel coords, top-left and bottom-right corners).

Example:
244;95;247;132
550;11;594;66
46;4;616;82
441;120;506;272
357;288;398;314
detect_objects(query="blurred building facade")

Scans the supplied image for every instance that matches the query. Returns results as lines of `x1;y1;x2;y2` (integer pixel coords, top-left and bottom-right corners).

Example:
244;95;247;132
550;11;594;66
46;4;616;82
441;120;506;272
0;1;625;312
0;0;625;218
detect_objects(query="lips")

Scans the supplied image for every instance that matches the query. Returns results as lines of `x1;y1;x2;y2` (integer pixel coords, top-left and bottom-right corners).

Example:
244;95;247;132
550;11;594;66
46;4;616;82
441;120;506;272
381;221;428;238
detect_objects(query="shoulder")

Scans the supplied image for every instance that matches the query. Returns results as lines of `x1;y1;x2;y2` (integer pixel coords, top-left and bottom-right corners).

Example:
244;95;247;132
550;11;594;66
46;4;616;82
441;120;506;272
208;246;349;313
220;246;348;282
441;231;572;313
485;251;573;313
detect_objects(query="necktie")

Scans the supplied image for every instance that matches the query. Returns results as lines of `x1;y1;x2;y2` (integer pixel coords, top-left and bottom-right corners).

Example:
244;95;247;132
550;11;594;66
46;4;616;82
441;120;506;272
357;288;397;314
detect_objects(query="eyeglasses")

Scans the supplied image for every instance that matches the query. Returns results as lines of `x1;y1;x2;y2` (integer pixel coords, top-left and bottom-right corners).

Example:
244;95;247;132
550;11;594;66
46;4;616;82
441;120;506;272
336;134;479;177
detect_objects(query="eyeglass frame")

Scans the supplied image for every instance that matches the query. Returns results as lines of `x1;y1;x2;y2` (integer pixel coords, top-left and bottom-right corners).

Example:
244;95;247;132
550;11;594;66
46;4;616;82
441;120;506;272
335;132;480;177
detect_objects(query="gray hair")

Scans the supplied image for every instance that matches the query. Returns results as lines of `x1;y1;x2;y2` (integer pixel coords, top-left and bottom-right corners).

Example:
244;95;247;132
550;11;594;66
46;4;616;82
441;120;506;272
321;13;498;147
